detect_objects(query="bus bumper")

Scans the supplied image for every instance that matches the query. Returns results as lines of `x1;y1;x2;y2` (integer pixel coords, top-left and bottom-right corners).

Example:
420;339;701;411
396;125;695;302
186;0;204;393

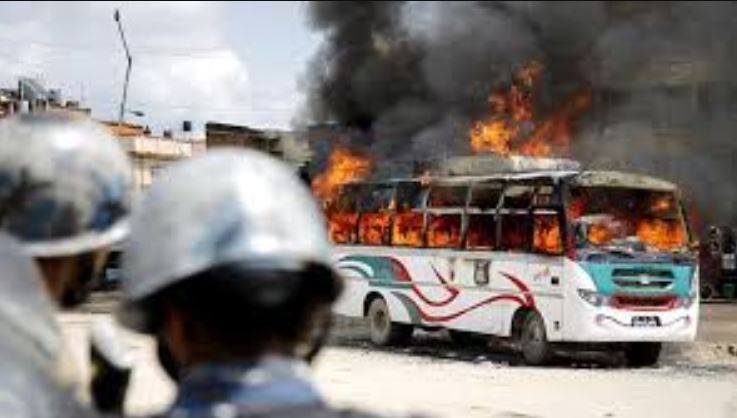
564;303;698;342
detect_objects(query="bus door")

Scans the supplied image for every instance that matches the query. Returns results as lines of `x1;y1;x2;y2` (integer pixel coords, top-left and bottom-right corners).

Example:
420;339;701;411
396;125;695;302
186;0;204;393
457;182;505;335
526;183;566;340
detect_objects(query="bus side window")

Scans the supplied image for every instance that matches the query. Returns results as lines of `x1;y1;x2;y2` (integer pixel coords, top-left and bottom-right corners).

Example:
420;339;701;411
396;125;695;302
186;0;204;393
327;184;360;244
426;185;466;249
357;184;394;245
467;215;496;250
466;183;502;250
532;211;564;255
392;182;425;247
499;183;533;251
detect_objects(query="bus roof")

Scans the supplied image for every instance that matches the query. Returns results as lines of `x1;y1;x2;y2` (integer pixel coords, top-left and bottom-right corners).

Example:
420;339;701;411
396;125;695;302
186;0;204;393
349;169;678;192
571;171;677;191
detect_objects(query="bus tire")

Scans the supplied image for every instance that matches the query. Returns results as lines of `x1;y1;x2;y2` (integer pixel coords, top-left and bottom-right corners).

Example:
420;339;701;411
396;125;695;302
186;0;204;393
367;297;413;346
520;311;553;366
625;342;661;367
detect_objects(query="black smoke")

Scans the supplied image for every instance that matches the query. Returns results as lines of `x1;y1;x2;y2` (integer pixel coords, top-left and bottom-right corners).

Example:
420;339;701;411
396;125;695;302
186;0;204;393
304;1;737;227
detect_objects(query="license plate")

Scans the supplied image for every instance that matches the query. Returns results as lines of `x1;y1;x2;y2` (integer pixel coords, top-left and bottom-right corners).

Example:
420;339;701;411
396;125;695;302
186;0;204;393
631;316;661;327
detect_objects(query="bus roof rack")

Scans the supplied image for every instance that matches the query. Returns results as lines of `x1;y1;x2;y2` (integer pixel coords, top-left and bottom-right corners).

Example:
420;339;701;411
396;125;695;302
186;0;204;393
420;155;582;177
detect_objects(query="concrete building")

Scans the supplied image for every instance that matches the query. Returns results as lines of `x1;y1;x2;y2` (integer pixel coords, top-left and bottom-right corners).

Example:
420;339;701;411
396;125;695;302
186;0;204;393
103;122;206;194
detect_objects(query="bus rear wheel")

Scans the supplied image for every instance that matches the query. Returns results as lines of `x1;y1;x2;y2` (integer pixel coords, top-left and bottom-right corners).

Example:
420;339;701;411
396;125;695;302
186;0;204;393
519;311;553;366
625;342;661;367
367;297;413;346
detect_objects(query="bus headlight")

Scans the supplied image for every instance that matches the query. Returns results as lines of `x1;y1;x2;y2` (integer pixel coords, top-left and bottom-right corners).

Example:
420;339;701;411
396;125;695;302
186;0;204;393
577;289;610;307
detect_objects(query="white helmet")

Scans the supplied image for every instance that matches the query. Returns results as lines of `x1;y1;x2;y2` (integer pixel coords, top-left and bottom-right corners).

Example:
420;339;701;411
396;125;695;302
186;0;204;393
0;113;132;257
121;148;339;332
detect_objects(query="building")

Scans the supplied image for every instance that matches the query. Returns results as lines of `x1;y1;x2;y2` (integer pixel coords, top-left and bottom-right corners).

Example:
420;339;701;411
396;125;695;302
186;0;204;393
102;121;206;194
205;121;284;156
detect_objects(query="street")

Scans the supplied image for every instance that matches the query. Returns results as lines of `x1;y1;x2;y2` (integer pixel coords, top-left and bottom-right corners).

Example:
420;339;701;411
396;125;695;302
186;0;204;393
60;300;737;418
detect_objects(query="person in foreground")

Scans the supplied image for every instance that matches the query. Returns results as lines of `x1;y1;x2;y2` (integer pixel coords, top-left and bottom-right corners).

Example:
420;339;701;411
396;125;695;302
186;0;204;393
118;149;410;418
0;112;134;412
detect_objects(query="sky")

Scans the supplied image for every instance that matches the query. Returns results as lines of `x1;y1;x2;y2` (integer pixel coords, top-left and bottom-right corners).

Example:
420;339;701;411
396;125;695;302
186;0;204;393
0;1;321;133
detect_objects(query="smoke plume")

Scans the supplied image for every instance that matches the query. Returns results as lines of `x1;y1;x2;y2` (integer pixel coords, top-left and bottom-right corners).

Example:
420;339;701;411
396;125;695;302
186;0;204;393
305;1;737;227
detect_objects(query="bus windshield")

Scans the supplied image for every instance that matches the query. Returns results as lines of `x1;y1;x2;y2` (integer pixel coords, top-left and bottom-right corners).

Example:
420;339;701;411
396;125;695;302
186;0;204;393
569;186;689;253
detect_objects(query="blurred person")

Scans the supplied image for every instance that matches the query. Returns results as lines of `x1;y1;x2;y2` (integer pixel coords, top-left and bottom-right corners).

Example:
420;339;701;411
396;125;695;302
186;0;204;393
0;232;93;417
119;149;401;418
0;112;134;413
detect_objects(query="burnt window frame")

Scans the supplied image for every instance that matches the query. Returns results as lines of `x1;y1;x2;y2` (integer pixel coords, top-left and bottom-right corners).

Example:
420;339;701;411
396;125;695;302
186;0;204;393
465;181;503;251
425;182;469;250
497;181;534;252
356;182;395;246
327;183;363;245
390;180;428;248
531;179;567;256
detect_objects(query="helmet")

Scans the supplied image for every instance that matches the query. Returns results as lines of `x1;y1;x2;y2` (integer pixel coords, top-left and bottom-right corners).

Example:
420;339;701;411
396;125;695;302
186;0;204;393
0;233;62;367
0;113;132;257
121;148;339;332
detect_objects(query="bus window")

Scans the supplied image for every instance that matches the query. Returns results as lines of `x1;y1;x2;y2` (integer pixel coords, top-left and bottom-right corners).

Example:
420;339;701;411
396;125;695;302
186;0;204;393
392;182;425;247
532;211;563;255
427;185;466;249
467;214;496;250
358;184;394;245
503;184;534;209
427;214;462;248
469;183;503;210
428;185;468;208
326;184;360;244
499;214;528;251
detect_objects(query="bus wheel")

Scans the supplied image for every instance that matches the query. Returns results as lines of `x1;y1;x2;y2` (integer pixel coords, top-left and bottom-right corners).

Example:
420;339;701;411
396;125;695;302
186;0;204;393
520;311;553;366
367;297;413;346
625;342;661;368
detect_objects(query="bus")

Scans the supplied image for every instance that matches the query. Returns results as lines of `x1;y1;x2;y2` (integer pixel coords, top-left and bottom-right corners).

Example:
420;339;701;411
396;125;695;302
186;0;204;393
327;168;698;366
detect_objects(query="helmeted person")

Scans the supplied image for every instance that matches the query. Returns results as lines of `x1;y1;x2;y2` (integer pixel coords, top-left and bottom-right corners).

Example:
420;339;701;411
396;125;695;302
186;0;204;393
0;232;93;418
0;112;134;412
119;149;390;418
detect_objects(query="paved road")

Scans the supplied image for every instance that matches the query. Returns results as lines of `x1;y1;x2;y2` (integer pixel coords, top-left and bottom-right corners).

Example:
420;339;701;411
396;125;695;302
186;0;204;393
61;297;737;417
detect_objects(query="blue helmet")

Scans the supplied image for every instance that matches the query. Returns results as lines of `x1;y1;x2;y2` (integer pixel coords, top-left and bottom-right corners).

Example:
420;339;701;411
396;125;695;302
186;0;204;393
0;113;132;257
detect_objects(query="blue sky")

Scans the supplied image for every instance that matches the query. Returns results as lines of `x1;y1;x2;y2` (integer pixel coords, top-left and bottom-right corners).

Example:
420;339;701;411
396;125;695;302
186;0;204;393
0;1;322;133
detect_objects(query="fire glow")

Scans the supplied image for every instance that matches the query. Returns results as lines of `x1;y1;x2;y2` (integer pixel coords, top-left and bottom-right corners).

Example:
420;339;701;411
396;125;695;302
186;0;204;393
470;61;592;157
311;146;372;203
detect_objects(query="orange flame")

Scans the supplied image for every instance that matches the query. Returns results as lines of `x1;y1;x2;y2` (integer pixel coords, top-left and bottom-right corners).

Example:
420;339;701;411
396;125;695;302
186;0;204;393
392;211;424;246
470;61;592;157
427;215;462;248
636;219;687;251
311;146;372;203
533;215;562;253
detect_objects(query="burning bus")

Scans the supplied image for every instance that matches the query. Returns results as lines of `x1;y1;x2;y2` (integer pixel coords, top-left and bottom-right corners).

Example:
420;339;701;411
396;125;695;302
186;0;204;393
318;156;698;366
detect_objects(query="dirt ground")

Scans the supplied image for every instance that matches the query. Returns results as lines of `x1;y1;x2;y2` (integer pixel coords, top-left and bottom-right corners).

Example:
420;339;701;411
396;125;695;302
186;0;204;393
60;300;737;418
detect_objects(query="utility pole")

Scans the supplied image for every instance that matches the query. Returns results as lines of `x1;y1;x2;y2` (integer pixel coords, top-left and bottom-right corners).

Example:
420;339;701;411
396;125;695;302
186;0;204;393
114;9;132;127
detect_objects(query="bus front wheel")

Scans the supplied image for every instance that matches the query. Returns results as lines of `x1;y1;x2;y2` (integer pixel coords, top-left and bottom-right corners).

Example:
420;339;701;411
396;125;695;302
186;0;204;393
519;311;553;366
367;297;413;346
625;342;661;367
